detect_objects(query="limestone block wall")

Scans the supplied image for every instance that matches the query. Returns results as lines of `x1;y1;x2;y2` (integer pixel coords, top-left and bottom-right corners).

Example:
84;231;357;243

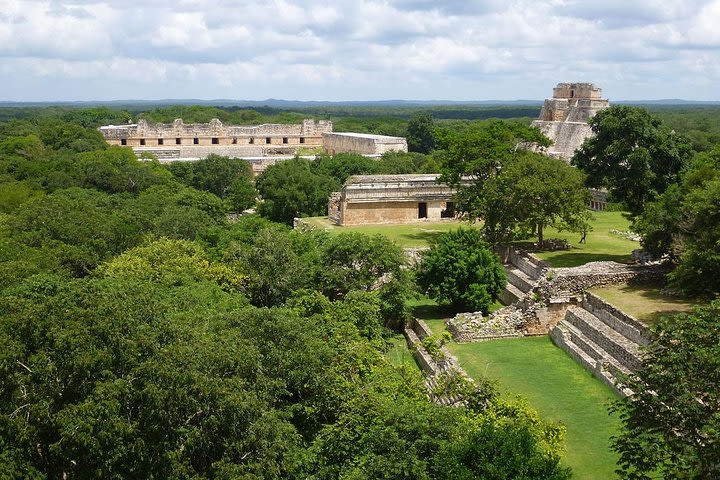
582;292;649;345
100;118;330;148
531;120;594;161
322;132;408;155
340;200;447;225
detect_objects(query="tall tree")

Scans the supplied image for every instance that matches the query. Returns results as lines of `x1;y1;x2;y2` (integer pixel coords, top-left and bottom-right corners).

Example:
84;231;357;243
572;105;693;216
406;112;436;153
633;146;720;295
255;158;340;224
416;228;506;313
472;153;591;245
438;119;551;189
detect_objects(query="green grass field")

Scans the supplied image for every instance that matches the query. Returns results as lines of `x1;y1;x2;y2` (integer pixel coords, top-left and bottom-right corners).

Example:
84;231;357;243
411;299;621;479
589;282;696;325
521;211;638;267
304;211;637;265
301;217;475;247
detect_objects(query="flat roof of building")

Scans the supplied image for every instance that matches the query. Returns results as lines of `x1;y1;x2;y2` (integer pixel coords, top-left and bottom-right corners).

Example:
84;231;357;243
325;132;406;141
345;174;441;185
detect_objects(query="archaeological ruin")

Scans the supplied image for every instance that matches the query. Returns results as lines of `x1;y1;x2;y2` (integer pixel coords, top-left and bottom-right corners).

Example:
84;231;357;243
531;82;609;162
328;174;458;226
99;118;407;173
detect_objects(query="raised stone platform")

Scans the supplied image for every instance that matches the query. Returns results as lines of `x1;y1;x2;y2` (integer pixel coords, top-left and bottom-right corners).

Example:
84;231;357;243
550;292;648;396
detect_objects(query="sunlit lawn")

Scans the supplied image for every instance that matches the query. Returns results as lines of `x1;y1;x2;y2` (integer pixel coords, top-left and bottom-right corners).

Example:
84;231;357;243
301;217;476;248
517;211;638;268
411;298;621;480
304;211;637;265
589;282;697;325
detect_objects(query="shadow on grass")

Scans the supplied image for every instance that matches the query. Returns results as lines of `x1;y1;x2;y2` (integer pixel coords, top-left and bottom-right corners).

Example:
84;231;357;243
400;231;444;243
412;302;459;320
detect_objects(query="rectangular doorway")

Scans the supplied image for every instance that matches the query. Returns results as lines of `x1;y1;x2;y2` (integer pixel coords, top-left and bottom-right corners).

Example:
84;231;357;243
418;202;427;219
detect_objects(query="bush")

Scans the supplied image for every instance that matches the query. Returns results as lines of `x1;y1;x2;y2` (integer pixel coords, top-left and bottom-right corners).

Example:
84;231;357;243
416;228;506;313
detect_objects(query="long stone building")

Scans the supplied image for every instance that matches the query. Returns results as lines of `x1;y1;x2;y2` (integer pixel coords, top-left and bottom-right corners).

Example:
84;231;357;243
328;174;458;226
531;82;609;161
99;118;407;172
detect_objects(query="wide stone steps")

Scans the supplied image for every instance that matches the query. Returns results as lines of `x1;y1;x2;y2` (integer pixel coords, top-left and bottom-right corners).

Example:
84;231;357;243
550;322;627;394
557;319;632;376
512;255;543;279
505;266;535;293
425;374;465;407
498;282;524;306
565;306;642;371
582;298;649;346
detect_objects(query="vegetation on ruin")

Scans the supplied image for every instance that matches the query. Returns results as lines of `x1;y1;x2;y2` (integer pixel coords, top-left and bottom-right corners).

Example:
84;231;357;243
416;228;507;313
611;302;720;479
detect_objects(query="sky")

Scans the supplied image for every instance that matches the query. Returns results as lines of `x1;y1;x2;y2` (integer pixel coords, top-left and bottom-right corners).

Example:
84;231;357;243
1;0;720;102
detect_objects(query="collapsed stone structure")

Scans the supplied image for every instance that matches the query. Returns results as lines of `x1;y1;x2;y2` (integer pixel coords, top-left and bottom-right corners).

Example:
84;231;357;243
328;174;458;226
99;119;407;173
531;82;609;162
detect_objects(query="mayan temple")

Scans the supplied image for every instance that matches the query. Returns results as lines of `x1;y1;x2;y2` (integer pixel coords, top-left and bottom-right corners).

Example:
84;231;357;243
531;82;609;161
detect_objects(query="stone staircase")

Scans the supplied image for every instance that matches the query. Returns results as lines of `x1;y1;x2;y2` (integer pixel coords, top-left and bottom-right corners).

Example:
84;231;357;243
498;250;546;306
403;318;468;407
550;293;648;396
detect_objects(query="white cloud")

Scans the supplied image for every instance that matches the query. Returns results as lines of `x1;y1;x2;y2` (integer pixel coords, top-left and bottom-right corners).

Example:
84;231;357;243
1;0;720;100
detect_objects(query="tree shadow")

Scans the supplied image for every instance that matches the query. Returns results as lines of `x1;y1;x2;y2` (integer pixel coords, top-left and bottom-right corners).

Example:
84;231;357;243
412;302;458;320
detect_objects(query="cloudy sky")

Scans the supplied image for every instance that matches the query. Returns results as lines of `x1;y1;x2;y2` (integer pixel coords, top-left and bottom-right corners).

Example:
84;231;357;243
2;0;720;101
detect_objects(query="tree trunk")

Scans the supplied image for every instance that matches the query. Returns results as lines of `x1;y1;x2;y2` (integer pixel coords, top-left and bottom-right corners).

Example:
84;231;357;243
538;222;544;247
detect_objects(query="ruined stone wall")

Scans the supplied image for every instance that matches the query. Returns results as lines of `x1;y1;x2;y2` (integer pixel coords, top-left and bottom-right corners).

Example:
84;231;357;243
322;132;407;155
340;200;449;225
100;118;330;148
552;262;669;294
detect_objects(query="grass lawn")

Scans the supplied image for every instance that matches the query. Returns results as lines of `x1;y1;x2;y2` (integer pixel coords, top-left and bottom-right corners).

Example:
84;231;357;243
304;211;637;264
411;298;621;479
301;216;475;248
519;211;638;268
589;282;697;325
449;337;621;479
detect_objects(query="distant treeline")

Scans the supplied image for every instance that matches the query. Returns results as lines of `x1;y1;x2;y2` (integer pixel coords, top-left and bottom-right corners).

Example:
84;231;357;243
2;103;720;151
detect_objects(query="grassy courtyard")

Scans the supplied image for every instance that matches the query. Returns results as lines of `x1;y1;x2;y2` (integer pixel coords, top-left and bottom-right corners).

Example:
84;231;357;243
589;282;696;325
303;211;637;266
411;299;621;479
521;211;638;268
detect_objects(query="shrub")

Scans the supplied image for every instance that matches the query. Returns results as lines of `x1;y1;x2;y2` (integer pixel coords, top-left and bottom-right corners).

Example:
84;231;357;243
416;228;506;313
